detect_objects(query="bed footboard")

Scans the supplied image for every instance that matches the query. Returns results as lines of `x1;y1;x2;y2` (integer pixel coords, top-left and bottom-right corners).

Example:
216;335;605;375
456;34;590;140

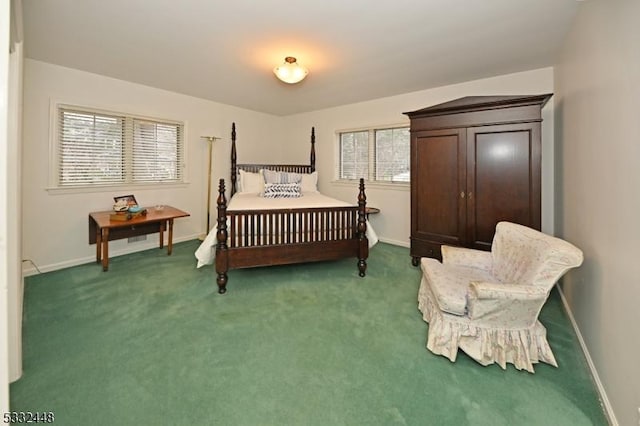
214;178;368;294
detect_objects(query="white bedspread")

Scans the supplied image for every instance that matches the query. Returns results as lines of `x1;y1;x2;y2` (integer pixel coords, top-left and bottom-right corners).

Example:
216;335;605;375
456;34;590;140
195;192;379;267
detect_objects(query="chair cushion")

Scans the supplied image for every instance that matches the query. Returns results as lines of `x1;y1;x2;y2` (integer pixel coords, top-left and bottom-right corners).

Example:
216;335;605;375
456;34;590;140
421;258;495;316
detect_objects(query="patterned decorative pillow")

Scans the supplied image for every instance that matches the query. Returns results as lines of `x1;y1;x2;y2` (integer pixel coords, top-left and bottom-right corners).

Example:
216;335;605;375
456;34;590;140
262;169;302;185
262;182;302;198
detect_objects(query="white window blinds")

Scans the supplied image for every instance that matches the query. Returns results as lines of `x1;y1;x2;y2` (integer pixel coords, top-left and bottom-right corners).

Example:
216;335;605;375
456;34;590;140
339;131;369;180
375;127;410;182
56;105;184;188
132;119;182;183
58;108;125;186
337;126;409;183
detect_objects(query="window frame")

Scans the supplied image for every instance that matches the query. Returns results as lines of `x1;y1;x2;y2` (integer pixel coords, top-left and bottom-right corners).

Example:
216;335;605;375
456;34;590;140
48;102;188;193
335;123;410;188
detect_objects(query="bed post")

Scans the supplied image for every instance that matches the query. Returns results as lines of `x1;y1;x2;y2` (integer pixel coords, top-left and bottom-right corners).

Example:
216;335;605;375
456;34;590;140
215;179;229;294
230;122;237;197
310;127;316;172
357;178;368;277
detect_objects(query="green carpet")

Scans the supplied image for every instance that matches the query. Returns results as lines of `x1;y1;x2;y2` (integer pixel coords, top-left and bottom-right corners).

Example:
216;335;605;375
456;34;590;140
11;241;608;425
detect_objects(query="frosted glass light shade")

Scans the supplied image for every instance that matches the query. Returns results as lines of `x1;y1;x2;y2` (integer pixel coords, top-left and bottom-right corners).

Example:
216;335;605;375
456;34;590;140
273;56;309;84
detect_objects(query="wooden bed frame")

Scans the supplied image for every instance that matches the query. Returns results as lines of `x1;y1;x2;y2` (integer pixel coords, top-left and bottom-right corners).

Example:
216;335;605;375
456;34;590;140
214;123;369;294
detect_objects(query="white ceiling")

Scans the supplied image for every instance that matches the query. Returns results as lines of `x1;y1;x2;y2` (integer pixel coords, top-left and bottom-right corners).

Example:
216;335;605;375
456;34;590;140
22;0;579;116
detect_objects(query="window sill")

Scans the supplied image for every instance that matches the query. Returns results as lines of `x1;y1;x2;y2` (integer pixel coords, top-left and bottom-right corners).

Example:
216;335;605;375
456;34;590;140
330;180;409;192
46;181;190;195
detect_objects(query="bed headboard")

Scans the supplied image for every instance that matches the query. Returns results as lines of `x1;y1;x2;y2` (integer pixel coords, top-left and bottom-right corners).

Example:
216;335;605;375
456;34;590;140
230;122;316;196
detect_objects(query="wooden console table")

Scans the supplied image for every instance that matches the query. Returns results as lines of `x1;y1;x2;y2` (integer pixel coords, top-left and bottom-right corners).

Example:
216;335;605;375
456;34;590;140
89;206;190;271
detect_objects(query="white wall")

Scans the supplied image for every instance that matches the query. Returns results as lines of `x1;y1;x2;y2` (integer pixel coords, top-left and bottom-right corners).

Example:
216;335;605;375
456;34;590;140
554;1;640;424
22;59;285;272
8;41;23;382
1;0;13;413
282;68;555;246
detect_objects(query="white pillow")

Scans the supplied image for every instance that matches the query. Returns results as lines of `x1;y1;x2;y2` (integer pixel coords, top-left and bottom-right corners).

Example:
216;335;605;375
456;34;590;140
238;170;264;194
300;171;318;192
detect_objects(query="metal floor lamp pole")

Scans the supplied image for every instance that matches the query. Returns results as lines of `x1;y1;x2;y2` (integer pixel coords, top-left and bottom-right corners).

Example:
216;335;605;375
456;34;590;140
200;136;220;240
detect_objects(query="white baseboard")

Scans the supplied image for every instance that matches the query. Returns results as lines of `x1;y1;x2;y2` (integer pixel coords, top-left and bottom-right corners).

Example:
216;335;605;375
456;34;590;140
377;237;410;248
22;234;200;276
556;285;618;426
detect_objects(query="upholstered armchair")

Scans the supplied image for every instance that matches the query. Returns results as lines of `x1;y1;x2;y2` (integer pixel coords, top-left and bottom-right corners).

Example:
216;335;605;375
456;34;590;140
417;222;583;372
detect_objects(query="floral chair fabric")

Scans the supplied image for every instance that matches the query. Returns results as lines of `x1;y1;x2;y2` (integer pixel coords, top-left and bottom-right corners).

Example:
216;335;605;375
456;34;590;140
417;221;583;372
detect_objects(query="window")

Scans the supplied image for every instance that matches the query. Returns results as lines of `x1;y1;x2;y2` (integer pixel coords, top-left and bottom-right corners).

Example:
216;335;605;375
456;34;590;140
374;127;410;182
339;131;369;180
338;126;409;183
55;105;184;188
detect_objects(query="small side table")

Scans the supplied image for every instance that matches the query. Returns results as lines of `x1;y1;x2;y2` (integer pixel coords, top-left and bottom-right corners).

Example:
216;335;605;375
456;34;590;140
365;207;380;219
89;206;190;271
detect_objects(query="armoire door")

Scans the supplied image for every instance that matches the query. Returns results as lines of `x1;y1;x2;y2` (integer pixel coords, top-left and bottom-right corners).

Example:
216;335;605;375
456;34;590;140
466;122;541;250
411;128;467;259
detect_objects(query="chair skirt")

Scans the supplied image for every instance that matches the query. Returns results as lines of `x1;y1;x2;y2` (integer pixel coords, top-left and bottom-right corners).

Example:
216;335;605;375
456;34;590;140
418;274;558;373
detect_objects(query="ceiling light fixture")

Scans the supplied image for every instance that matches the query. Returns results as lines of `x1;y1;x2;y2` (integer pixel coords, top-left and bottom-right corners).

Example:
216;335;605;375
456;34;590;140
273;56;309;84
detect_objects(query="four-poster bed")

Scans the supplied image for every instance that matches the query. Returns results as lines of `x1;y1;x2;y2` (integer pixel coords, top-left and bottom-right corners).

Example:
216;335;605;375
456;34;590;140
196;123;372;294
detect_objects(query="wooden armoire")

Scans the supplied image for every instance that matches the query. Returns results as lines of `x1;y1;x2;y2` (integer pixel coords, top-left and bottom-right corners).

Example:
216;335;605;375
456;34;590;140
404;94;552;265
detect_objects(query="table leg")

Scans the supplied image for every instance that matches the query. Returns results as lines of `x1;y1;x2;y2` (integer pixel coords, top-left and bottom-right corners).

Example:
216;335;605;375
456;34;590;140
102;228;110;271
96;227;102;264
159;221;165;249
168;219;174;255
